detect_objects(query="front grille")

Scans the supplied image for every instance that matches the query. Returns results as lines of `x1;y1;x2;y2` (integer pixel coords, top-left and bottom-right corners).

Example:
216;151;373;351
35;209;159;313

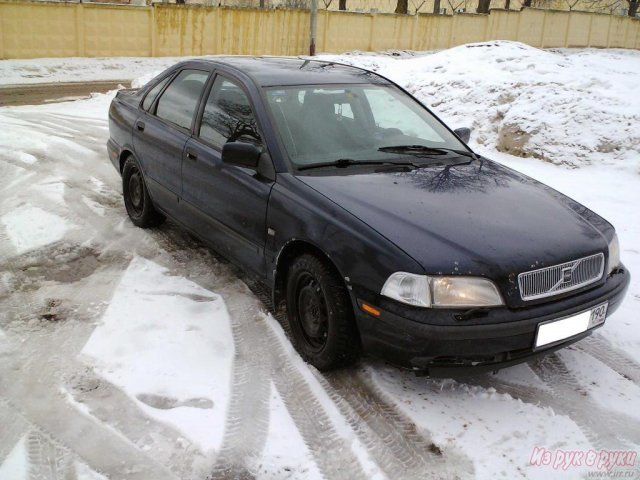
518;253;605;301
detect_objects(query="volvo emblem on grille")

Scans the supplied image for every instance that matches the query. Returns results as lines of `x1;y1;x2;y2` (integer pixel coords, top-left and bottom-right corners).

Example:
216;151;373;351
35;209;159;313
561;267;573;283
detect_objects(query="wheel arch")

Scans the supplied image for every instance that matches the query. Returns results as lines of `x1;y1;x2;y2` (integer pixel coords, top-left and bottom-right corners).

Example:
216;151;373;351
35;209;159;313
272;239;349;311
119;149;136;173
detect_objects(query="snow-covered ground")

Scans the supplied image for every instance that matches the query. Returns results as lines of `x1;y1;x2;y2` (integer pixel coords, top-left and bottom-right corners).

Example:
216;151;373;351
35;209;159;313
0;42;639;480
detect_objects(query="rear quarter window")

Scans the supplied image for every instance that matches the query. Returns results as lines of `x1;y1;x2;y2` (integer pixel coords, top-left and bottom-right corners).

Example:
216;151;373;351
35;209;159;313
142;74;173;112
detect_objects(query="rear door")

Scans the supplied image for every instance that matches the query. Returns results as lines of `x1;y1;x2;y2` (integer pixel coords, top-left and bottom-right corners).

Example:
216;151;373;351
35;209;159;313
133;68;210;217
181;73;275;276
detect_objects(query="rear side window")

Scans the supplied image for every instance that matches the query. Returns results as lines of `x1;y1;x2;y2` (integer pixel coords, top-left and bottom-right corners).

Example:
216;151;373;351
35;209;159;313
142;74;173;112
155;70;209;130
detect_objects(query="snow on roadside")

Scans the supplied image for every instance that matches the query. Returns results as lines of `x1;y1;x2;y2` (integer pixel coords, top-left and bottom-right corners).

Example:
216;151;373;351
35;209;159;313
319;42;640;168
80;256;234;453
0;57;187;86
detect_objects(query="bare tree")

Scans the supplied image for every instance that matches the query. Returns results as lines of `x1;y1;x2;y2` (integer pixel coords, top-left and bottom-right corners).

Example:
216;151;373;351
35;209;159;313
505;0;511;9
321;0;333;7
339;0;347;9
433;0;441;13
411;0;427;12
447;0;465;12
395;0;409;13
628;0;638;15
564;0;580;10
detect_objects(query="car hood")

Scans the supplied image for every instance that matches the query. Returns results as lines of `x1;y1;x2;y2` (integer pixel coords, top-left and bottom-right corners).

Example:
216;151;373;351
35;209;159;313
297;159;612;306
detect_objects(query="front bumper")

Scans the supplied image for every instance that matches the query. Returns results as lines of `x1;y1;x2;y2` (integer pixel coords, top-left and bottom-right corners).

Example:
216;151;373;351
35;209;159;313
354;267;630;376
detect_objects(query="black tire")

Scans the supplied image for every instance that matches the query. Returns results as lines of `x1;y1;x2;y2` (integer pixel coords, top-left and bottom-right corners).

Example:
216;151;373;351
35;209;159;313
286;254;360;371
122;156;165;228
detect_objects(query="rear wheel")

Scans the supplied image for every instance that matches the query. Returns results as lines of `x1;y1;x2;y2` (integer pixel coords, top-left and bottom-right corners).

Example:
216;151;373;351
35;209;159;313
286;254;360;370
122;156;165;228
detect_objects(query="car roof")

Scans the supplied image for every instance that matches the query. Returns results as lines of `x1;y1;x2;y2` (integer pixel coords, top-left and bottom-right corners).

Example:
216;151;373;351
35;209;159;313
184;56;389;87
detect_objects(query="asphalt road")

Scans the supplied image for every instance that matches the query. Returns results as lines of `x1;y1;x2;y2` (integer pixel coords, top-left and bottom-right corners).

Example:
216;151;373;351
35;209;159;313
0;81;129;107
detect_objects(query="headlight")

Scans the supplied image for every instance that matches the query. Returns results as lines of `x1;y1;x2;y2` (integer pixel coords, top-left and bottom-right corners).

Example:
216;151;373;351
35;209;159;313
381;272;503;308
381;272;431;307
607;233;620;275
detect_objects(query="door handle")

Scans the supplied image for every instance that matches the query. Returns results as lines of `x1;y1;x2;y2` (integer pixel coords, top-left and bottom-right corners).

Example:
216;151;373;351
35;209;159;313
135;120;145;132
185;150;198;161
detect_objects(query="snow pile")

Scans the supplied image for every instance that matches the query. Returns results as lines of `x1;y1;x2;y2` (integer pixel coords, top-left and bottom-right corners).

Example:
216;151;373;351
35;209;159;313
81;257;235;452
319;42;640;167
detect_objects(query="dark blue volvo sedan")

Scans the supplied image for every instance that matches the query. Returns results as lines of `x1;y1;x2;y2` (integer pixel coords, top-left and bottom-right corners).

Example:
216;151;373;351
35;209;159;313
107;57;630;375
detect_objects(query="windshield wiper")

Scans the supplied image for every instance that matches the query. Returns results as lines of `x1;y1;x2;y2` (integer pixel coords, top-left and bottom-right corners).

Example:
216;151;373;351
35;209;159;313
378;145;478;160
297;159;415;171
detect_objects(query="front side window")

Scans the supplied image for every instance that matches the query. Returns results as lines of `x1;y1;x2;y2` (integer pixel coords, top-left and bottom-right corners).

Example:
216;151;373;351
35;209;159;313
155;69;209;130
199;76;262;149
265;84;467;168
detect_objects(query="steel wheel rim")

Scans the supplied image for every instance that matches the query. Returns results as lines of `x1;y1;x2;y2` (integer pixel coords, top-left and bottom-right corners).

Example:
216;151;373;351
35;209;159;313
296;272;328;352
128;168;144;216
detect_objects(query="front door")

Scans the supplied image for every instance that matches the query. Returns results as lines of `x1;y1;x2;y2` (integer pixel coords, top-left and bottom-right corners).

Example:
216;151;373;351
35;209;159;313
181;74;274;276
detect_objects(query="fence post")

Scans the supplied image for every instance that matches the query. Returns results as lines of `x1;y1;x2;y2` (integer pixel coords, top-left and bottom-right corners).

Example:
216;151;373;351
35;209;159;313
76;3;85;57
368;14;375;52
410;13;418;50
0;6;5;59
605;14;612;47
151;5;157;57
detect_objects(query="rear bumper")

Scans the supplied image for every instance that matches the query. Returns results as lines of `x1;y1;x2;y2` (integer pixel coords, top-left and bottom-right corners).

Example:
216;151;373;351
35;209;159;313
354;267;630;376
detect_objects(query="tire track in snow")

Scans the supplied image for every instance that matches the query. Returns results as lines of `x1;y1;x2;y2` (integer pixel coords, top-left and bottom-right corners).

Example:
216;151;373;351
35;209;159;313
470;354;640;450
246;280;375;479
266;333;370;480
66;367;206;480
26;429;76;480
146;231;273;479
529;354;640;448
575;335;640;385
0;347;180;480
209;296;271;480
320;367;474;480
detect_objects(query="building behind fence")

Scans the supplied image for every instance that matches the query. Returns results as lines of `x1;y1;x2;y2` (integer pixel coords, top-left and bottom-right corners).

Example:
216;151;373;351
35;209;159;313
0;0;638;59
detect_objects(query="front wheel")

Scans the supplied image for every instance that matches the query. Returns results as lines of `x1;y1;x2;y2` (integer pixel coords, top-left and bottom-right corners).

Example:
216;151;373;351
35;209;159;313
286;254;360;371
122;156;165;228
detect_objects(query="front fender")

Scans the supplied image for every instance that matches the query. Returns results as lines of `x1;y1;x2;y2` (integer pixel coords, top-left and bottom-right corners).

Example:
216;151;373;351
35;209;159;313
267;174;424;297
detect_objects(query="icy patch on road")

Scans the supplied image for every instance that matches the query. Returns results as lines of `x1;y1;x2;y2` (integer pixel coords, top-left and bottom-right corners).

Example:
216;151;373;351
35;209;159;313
1;206;70;254
81;256;234;453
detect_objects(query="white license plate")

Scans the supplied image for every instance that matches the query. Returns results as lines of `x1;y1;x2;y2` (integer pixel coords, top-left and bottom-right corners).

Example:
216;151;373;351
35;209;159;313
535;302;608;348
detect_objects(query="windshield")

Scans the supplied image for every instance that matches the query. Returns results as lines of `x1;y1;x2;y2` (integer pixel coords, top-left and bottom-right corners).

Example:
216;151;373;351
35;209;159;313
264;84;468;169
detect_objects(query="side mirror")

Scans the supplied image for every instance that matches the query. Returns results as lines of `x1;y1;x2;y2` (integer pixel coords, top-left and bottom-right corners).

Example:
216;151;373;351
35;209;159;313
454;127;471;144
222;142;261;169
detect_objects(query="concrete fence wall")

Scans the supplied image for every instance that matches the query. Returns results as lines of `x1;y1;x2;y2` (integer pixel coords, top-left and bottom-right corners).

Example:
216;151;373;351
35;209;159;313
1;1;638;59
